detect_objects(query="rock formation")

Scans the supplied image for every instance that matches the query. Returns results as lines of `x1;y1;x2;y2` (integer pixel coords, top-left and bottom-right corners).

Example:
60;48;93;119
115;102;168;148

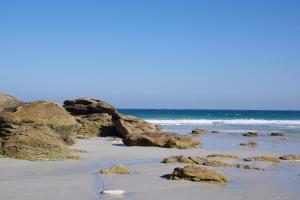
123;132;200;149
0;100;80;160
0;93;24;113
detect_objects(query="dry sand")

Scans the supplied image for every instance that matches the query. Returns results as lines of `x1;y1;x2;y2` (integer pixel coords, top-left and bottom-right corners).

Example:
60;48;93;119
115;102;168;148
1;137;300;200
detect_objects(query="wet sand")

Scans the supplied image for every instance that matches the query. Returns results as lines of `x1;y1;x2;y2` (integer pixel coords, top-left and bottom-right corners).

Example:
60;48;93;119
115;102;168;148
0;134;300;200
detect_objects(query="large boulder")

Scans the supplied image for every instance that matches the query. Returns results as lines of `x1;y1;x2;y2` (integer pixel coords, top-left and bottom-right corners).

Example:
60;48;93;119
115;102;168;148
0;93;24;113
164;165;227;184
0;100;80;160
122;132;200;149
1;100;79;144
113;114;162;136
74;113;120;138
64;98;117;116
63;98;120;138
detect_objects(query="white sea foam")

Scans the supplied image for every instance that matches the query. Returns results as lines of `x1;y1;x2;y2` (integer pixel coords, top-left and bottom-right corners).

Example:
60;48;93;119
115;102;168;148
145;119;300;125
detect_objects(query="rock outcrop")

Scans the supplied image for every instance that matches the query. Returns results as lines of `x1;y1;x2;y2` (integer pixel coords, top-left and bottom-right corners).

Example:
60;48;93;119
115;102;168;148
113;114;161;136
63;98;120;138
164;165;227;184
123;132;200;149
0;93;24;113
0;100;80;160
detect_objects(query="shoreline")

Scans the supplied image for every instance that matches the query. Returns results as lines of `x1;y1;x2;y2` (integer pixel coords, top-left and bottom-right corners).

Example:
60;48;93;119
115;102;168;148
1;135;300;200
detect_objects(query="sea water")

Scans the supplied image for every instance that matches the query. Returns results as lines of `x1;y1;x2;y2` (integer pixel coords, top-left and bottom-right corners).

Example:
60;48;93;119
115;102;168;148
119;109;300;153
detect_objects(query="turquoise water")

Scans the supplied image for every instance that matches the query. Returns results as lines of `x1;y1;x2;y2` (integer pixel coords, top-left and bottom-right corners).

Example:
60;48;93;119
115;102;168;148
119;109;300;136
119;109;300;153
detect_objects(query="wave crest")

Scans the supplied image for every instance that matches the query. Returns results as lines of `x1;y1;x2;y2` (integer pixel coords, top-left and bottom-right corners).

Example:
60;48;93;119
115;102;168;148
145;119;300;125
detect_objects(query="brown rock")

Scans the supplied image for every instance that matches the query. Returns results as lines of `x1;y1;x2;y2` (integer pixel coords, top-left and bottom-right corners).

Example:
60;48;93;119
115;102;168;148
240;141;257;147
113;114;161;137
236;164;264;171
243;131;258;137
0;93;24;113
74;113;120;138
270;131;285;136
279;154;300;160
64;98;117;116
206;154;238;160
0;100;80;160
243;156;281;163
123;132;200;149
191;129;208;135
99;165;130;174
162;155;232;167
165;165;227;184
211;130;219;133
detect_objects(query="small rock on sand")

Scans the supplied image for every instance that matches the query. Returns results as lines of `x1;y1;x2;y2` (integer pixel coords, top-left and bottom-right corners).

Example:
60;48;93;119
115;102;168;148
162;155;232;167
206;154;238;160
236;164;264;171
99;165;130;174
191;129;208;135
279;155;300;160
240;141;257;147
243;156;281;163
211;130;220;133
164;165;227;184
243;131;258;137
270;131;285;136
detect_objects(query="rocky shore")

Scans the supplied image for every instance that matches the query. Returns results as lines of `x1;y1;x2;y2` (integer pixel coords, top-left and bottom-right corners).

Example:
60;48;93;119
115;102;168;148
0;93;200;160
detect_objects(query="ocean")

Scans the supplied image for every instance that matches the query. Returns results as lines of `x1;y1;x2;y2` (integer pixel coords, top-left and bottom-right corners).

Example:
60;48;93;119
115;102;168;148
119;109;300;153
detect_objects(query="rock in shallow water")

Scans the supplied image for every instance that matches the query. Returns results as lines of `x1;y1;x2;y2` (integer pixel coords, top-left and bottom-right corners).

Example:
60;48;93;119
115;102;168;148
164;165;227;184
270;131;285;136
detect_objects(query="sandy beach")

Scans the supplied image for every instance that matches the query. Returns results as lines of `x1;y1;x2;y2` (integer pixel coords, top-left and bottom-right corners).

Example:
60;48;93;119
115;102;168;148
1;133;299;200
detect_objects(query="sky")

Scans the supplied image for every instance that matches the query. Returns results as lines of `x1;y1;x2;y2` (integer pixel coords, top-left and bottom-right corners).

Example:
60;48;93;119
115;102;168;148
0;0;300;110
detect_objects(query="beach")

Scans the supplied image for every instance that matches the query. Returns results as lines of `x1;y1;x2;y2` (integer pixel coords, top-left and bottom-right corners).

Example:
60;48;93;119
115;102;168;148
1;130;299;200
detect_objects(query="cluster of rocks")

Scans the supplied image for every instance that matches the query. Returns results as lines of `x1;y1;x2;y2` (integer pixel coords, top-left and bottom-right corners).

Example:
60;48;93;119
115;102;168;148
0;93;200;160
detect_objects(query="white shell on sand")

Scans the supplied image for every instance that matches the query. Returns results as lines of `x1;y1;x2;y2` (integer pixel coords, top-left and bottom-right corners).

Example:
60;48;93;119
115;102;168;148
111;140;123;145
101;190;125;195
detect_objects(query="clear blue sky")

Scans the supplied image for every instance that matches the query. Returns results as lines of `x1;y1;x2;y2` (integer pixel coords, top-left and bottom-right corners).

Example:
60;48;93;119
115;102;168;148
1;0;300;109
